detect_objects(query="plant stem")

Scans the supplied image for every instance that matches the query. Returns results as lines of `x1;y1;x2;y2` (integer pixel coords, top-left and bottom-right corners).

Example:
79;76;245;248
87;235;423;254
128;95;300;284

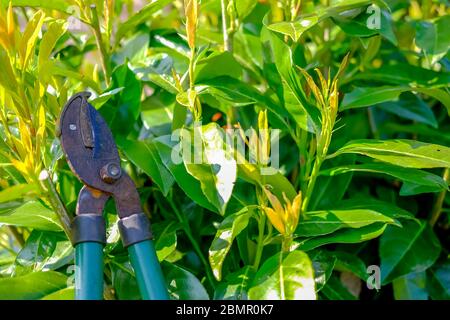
189;48;195;90
253;213;266;270
220;0;232;52
167;196;216;288
429;168;449;227
367;107;379;139
39;170;72;238
281;235;293;253
90;5;111;87
302;156;323;212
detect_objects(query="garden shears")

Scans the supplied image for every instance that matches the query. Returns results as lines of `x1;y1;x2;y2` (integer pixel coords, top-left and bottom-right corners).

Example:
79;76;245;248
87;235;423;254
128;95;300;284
58;92;168;300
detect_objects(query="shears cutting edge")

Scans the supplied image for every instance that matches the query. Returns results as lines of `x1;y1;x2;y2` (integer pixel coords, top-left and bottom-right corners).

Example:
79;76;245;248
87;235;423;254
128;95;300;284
58;92;168;300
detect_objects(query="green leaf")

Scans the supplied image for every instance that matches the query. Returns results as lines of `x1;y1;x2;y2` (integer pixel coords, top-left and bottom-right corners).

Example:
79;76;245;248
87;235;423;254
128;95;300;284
266;0;373;41
195;51;242;82
163;262;209;300
41;287;74;300
380;220;441;284
334;9;397;44
2;0;70;12
335;198;416;221
181;124;237;214
308;250;336;291
118;139;174;196
330;139;450;168
267;15;320;42
209;207;254;281
196;76;261;108
153;135;217;213
15;231;73;275
377;93;438;128
0;184;38;203
0;201;62;231
112;33;149;65
19;10;45;69
352;64;450;88
248;250;316;300
321;275;357;300
415;15;450;56
111;261;141;300
38;19;66;76
115;0;172;41
297;223;388;251
320;163;448;196
296;209;397;237
261;28;319;132
214;266;254;300
333;251;368;281
393;271;428;300
341;86;408;110
427;260;450;300
235;0;257;21
153;221;180;262
414;87;450;116
99;64;142;137
0;271;68;300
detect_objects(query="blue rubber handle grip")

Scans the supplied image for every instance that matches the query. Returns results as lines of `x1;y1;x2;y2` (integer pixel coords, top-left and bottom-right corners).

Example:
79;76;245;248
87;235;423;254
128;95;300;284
75;242;104;300
128;240;169;300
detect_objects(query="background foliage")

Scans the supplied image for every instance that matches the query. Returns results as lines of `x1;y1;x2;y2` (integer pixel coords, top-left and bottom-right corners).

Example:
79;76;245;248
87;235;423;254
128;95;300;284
0;0;449;300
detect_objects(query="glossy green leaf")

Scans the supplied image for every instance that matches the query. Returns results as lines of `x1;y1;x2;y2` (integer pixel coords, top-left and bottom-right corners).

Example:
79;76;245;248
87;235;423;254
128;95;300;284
333;251;368;281
209;207;254;281
38;19;66;75
2;0;70;12
334;198;416;221
330;139;450;168
261;28;319;132
0;271;68;300
427;260;450;300
41;287;74;300
0;184;38;203
296;209;397;237
297;223;388;251
266;0;372;41
153;221;180;262
111;261;141;300
415;15;450;56
19;10;45;69
248;250;316;300
182;123;237;214
214;266;254;300
15;231;73;275
308;250;336;291
377;93;438;128
352;64;450;88
321;275;357;300
118;139;174;196
115;0;172;41
99;64;142;137
380;220;441;284
112;33;149;65
0;201;62;231
320;163;448;196
341;86;408;110
153;135;217;213
163;262;209;300
195;51;242;82
334;9;396;44
393;271;428;300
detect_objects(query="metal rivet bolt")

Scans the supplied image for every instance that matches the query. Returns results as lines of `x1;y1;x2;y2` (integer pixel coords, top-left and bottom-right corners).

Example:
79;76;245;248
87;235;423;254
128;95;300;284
100;162;122;184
